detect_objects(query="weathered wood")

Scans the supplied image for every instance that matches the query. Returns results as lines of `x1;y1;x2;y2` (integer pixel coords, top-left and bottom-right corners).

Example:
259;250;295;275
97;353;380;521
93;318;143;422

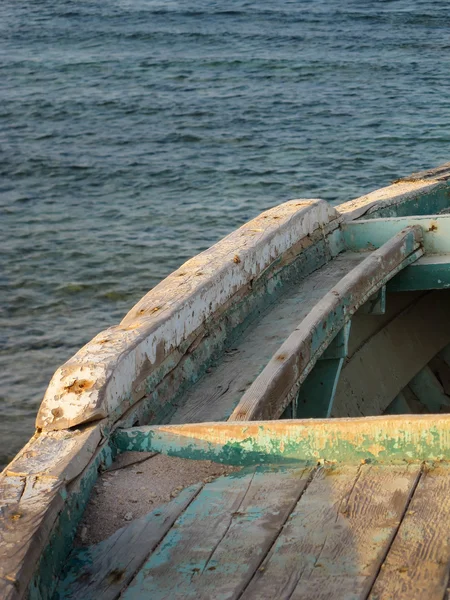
383;392;412;415
0;425;103;600
343;214;450;254
229;227;423;422
321;321;351;360
338;163;450;221
435;344;450;395
169;254;364;425
387;254;450;291
241;464;420;600
369;464;450;599
112;413;450;466
333;291;450;417
0;477;64;600
358;285;386;315
395;161;450;182
29;442;114;600
346;291;424;360
4;425;102;481
408;365;450;412
295;358;344;418
36;200;339;432
57;483;202;600
122;466;312;600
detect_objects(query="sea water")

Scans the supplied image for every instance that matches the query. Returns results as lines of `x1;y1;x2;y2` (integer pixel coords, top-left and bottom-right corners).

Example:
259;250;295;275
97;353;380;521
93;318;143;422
1;0;449;464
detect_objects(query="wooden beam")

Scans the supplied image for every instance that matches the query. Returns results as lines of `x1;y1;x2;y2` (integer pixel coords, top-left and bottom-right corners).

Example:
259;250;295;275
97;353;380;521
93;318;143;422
333;291;450;418
112;413;450;466
343;214;450;254
358;286;386;315
295;359;344;418
0;425;105;600
338;162;450;221
387;254;450;291
369;465;450;599
408;366;450;413
228;226;423;422
36;200;341;432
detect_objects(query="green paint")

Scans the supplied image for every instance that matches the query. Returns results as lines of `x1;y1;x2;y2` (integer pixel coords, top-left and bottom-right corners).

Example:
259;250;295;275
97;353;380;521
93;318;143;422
112;420;450;466
29;443;115;600
358;286;386;315
343;214;450;254
363;185;450;219
118;233;344;429
387;257;450;291
295;357;345;418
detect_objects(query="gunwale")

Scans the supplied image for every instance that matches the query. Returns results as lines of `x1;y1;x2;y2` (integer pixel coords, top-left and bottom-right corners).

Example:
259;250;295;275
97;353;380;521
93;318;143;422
2;162;450;600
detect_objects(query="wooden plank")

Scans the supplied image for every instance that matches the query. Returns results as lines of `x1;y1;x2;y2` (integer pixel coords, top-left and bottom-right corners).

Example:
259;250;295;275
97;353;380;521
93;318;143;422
112;413;450;466
338;163;450;221
408;365;450;412
241;464;420;600
369;464;450;599
4;425;102;482
333;290;450;418
395;161;450;182
436;344;450;394
170;254;365;425
122;466;312;600
343;214;450;254
0;477;64;600
0;426;104;600
229;227;423;422
36;200;339;431
56;484;202;600
383;392;412;415
387;254;450;291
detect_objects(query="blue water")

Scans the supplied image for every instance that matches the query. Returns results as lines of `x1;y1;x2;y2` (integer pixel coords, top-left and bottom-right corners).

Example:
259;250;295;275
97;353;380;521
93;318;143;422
1;0;449;465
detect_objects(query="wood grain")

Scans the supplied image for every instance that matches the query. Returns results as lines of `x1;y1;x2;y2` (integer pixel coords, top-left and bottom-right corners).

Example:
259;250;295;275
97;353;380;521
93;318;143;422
369;464;450;600
230;227;423;422
241;464;420;600
57;484;202;600
333;290;450;417
122;466;312;600
170;253;366;425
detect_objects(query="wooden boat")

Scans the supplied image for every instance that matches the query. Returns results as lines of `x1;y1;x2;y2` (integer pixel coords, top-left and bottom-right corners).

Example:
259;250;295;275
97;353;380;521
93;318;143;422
2;162;450;599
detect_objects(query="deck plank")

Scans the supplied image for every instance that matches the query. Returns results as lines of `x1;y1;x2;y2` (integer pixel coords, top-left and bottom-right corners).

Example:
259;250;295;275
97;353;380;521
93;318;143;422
369;464;450;600
240;464;420;600
122;466;312;600
169;253;366;424
56;484;202;600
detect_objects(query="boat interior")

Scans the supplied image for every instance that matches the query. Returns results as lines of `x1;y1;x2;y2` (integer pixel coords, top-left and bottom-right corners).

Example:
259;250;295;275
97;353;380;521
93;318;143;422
2;163;450;600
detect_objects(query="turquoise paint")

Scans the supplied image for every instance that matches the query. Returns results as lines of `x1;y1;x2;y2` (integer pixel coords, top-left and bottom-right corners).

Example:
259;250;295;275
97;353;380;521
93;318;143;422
387;257;450;291
343;214;450;254
29;443;115;600
118;233;344;430
55;483;202;600
364;186;450;219
112;422;450;466
119;465;297;600
295;357;345;418
322;321;351;359
359;286;386;315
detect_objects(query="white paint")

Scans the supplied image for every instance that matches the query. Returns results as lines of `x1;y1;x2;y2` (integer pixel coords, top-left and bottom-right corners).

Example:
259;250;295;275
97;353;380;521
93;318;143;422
37;199;340;430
